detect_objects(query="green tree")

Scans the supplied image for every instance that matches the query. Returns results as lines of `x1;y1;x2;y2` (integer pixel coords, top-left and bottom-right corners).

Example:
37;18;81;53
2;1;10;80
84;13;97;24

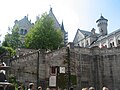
0;46;6;55
2;26;22;49
0;46;16;58
25;13;63;50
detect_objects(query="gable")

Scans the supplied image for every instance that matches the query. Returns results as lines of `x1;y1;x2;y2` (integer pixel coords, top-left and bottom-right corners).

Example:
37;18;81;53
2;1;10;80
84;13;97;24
48;8;60;29
73;29;84;44
14;16;32;31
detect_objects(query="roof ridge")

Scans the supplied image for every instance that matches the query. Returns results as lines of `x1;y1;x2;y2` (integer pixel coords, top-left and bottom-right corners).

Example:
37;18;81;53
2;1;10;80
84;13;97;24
79;29;91;33
49;8;60;27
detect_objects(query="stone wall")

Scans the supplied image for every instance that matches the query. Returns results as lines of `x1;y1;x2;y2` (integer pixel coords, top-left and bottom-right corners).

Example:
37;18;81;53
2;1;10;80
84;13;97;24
9;47;120;90
10;48;67;89
73;47;120;90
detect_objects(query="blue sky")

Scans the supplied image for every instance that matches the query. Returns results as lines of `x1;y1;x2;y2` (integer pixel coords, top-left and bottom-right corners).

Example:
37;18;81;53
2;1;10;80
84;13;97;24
0;0;120;42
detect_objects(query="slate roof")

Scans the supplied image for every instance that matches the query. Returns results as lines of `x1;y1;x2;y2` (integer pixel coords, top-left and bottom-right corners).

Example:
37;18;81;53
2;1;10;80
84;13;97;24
78;29;91;36
78;29;99;37
61;21;66;32
73;28;99;43
48;7;61;28
14;16;32;29
96;15;108;23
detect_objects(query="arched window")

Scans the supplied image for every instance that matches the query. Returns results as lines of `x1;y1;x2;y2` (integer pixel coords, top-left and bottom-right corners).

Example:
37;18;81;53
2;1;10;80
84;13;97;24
24;29;27;35
20;29;23;35
86;40;89;46
109;38;114;48
118;40;120;44
110;43;112;48
110;42;114;48
112;42;114;46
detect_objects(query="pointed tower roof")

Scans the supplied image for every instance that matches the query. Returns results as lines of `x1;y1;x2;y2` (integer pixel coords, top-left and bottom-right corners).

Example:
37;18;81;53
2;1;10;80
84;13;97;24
61;21;65;31
49;7;53;13
48;7;60;29
96;15;108;23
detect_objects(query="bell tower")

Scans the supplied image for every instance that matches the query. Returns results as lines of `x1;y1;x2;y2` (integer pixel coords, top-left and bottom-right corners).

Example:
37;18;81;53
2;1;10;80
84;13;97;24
96;15;108;36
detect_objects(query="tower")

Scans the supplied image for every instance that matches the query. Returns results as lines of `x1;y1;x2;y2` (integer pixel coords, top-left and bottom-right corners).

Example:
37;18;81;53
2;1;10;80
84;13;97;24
61;21;68;46
96;15;108;36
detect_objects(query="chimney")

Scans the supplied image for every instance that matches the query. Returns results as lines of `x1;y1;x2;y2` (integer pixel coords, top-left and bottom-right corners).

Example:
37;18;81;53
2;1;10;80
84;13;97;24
91;28;95;35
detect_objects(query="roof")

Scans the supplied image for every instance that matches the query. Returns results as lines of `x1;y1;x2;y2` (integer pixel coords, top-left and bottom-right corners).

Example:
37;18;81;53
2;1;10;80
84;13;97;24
48;7;61;29
78;29;92;37
61;21;64;30
96;28;120;42
61;21;66;32
73;28;99;43
15;16;32;25
78;29;99;37
96;15;108;23
14;16;33;30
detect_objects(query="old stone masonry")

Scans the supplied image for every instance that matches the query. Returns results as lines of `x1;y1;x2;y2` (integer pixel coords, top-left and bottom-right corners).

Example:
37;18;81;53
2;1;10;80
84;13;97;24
9;46;120;90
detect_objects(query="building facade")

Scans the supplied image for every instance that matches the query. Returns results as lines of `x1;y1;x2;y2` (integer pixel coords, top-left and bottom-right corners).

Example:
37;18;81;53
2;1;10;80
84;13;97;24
73;15;120;48
14;15;33;43
13;8;68;46
48;7;68;46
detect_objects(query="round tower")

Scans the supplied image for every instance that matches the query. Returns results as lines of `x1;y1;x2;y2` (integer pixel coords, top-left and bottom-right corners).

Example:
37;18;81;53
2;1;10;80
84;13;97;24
96;15;108;36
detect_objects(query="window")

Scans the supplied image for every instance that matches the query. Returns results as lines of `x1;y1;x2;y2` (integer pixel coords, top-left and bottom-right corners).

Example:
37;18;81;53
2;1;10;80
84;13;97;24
101;28;103;33
86;40;89;46
50;66;56;74
110;43;112;48
118;40;120;44
112;42;114;47
20;29;23;35
24;29;27;35
104;45;107;48
101;44;107;48
110;42;114;47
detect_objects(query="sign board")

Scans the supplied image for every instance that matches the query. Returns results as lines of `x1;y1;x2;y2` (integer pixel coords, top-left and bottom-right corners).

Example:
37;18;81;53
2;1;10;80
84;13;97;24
60;67;65;73
49;76;56;87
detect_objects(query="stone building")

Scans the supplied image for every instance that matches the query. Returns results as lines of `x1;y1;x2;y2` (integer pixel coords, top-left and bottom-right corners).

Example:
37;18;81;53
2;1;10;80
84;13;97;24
73;15;120;48
8;46;120;90
48;8;68;45
13;8;68;46
14;15;33;43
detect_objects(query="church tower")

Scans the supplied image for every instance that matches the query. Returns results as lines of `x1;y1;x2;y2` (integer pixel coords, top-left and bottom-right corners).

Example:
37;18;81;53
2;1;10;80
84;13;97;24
96;15;108;36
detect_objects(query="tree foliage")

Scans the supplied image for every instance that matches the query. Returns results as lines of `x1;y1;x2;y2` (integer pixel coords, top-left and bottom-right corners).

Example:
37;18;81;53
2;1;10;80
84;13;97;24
25;13;63;50
0;46;6;55
0;46;16;57
2;26;22;49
